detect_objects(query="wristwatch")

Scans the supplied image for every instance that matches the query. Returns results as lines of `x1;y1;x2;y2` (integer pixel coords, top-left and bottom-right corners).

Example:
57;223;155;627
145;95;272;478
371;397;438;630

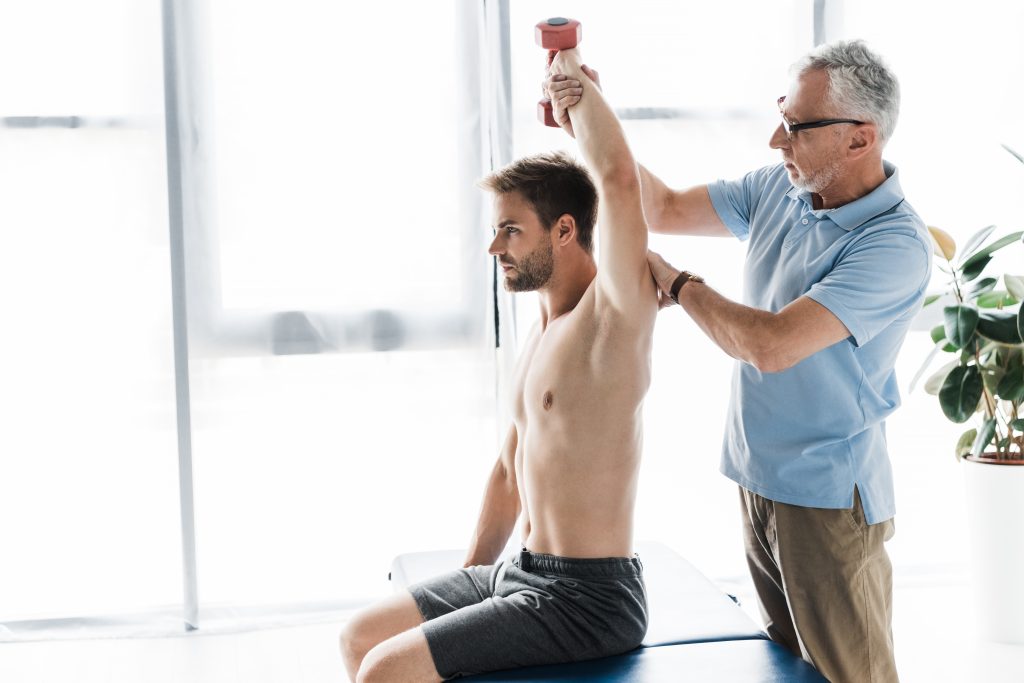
669;270;704;304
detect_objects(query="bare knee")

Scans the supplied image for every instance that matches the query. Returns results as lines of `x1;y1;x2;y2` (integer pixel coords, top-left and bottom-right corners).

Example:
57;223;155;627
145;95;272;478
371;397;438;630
339;617;360;649
340;592;428;681
354;653;377;683
339;616;377;677
356;630;440;683
355;644;392;683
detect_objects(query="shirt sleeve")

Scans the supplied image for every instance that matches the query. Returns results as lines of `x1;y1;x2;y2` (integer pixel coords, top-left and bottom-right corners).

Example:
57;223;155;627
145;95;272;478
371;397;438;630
706;164;783;242
805;228;932;347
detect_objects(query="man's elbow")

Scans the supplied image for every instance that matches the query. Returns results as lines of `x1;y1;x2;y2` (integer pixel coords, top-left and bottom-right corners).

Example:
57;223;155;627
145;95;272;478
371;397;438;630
749;350;793;374
599;164;641;195
745;329;796;374
497;461;518;496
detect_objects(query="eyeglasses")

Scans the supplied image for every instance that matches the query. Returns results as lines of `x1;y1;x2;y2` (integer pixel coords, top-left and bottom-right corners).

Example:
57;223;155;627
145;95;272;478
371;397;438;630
777;96;864;136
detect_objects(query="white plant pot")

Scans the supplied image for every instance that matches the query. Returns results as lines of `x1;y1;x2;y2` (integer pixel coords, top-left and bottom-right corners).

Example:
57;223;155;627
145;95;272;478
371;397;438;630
962;455;1024;644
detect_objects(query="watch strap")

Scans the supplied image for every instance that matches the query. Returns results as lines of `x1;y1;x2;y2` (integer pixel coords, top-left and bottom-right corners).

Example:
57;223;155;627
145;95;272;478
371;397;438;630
669;270;703;303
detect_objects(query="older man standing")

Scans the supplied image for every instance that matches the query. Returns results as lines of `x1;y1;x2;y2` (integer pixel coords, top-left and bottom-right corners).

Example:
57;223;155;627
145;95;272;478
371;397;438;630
549;40;930;682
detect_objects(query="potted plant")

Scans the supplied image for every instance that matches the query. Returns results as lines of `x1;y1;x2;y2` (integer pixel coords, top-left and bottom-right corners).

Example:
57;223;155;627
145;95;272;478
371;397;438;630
913;145;1024;643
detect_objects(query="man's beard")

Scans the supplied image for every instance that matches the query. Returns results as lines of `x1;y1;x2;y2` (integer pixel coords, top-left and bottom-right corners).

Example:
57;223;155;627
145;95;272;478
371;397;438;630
790;152;842;194
501;239;554;292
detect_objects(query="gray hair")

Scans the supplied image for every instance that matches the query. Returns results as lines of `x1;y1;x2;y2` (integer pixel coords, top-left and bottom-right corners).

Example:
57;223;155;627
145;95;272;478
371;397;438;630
792;40;900;143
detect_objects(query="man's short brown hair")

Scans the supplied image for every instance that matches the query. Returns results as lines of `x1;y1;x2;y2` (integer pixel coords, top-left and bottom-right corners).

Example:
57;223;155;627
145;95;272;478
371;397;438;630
480;152;597;253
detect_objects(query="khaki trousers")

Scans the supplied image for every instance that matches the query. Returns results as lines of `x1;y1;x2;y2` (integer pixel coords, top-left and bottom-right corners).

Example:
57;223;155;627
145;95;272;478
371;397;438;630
739;486;898;683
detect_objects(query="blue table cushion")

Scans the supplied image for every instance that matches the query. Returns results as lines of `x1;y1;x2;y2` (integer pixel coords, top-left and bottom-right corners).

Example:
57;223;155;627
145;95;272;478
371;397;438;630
466;639;828;682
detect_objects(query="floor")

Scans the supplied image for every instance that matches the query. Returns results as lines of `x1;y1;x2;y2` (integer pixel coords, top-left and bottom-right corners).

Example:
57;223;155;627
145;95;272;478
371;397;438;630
2;574;1022;683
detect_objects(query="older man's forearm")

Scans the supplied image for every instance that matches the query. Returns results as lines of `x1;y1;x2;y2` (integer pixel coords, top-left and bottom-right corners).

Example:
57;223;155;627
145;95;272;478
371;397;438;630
676;283;792;373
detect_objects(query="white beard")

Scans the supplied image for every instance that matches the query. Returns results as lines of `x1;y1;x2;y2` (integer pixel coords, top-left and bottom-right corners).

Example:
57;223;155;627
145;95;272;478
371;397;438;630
791;155;842;194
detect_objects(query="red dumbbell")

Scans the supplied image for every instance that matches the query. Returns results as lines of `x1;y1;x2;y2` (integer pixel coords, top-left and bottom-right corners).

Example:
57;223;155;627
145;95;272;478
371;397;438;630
536;17;582;127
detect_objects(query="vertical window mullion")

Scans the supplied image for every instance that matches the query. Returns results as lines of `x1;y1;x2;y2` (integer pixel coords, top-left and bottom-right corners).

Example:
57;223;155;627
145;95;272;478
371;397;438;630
159;0;199;631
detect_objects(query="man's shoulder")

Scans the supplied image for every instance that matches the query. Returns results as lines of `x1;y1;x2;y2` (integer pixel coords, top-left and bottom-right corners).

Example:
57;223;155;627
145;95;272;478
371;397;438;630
840;204;932;290
856;199;929;248
715;163;793;218
716;162;789;196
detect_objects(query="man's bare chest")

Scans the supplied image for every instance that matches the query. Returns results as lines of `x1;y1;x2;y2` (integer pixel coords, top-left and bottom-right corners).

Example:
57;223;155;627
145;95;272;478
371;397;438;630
510;314;612;425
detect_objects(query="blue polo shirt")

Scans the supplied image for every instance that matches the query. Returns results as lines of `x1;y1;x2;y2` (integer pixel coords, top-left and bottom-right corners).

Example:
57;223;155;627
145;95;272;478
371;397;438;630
707;161;931;524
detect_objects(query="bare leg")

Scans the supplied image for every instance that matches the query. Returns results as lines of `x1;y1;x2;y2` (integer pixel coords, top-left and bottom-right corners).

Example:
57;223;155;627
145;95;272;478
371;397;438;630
339;591;426;682
358;627;442;683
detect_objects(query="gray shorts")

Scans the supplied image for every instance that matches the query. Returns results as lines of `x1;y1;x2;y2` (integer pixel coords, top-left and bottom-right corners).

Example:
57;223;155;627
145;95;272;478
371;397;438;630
408;548;648;680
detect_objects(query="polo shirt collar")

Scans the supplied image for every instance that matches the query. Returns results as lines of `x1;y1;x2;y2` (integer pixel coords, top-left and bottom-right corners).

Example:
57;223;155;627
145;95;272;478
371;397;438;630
785;161;905;231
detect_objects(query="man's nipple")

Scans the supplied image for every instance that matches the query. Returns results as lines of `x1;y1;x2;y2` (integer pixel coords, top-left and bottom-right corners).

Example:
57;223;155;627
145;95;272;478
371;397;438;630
542;391;554;410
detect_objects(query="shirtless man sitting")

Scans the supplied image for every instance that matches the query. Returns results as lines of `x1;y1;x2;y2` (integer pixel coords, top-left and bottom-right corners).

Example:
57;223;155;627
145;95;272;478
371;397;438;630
338;47;658;682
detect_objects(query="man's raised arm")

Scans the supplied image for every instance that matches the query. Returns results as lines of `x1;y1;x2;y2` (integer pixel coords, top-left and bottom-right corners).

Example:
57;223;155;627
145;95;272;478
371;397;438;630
546;69;730;238
548;49;652;307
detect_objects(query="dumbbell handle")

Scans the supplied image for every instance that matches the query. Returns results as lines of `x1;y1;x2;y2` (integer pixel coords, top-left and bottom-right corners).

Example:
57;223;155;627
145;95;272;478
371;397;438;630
536;17;582;127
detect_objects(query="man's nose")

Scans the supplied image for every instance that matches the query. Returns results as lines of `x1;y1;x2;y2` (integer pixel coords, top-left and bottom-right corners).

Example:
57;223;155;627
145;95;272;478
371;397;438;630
488;234;503;256
769;123;790;150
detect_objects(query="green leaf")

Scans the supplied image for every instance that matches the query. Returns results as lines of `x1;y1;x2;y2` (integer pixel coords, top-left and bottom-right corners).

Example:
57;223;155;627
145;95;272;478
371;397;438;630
909;340;946;393
1003;143;1024;165
993;347;1020;369
939;364;984;423
983;365;1005;396
976;290;1020;308
996;364;1024;402
965;277;998;301
955;428;978;460
997;346;1022;364
996;373;1024;402
972;417;998;457
1005;275;1024;300
930;324;957;353
961;231;1024;273
1019;307;1024;346
977;310;1024;344
943;305;980;349
980;340;1001;359
923;294;942;308
1011;419;1024;432
924;360;958;396
958;225;997;265
961;255;992;282
960;342;980;364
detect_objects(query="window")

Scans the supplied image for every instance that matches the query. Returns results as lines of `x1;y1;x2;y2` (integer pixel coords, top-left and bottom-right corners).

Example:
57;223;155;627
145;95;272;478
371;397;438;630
0;0;181;619
0;0;503;630
179;1;500;607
